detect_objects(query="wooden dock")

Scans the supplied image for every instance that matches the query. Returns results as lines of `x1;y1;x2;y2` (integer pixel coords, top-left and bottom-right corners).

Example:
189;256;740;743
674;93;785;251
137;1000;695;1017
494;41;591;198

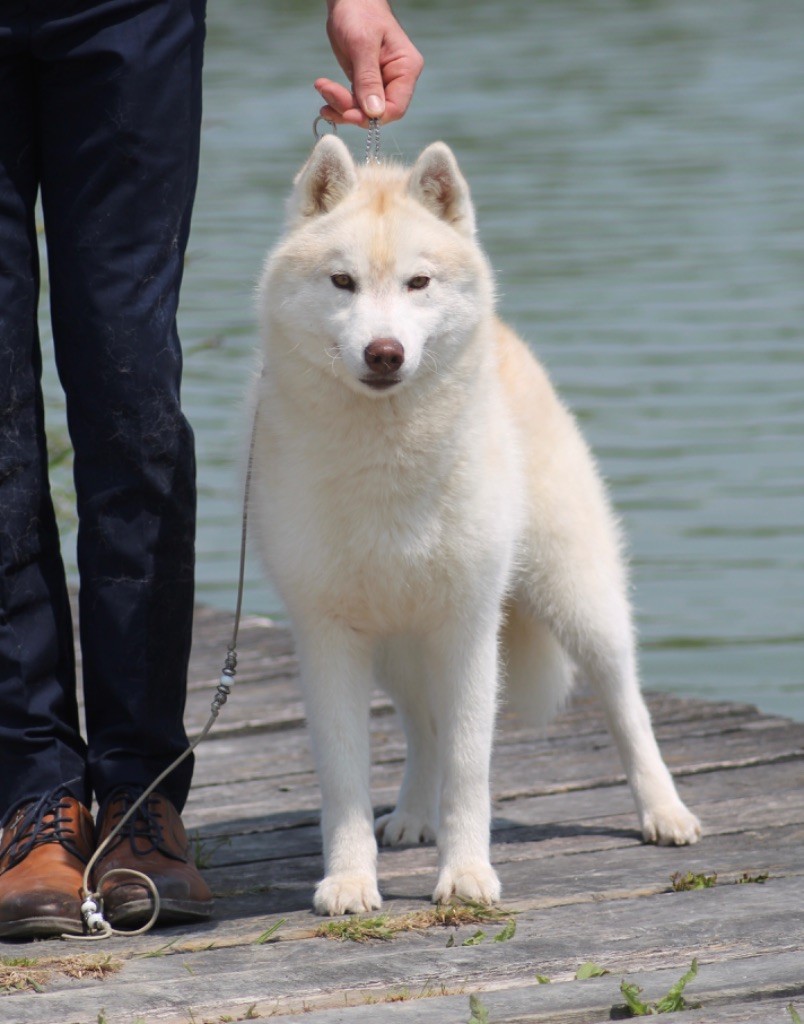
2;605;803;1023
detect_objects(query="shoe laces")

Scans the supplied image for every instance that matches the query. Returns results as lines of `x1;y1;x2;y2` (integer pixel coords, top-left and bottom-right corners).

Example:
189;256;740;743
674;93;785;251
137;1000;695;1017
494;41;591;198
0;786;88;872
100;788;183;862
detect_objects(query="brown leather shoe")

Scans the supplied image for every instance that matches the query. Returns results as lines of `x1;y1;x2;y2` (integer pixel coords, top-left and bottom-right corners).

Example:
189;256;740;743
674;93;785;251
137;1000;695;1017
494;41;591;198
0;792;94;939
94;789;213;928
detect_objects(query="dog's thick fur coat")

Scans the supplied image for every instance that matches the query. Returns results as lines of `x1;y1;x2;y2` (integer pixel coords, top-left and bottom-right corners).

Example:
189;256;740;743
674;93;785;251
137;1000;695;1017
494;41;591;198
252;137;700;915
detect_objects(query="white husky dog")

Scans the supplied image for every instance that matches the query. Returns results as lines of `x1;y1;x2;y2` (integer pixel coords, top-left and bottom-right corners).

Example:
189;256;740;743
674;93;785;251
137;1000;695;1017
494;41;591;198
251;136;700;916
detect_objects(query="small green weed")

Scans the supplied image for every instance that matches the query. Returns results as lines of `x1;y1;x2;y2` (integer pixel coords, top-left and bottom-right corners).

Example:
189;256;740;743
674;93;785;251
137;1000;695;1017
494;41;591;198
576;961;609;980
617;959;699;1016
139;937;180;957
318;915;395;942
468;993;490;1023
670;869;770;891
254;918;286;944
189;830;232;869
494;918;516;943
788;1005;802;1024
448;917;514;946
737;870;769;884
433;898;516;926
670;871;717;892
619;980;651;1017
0;954;120;995
535;974;551;984
318;899;517;943
654;962;698;1014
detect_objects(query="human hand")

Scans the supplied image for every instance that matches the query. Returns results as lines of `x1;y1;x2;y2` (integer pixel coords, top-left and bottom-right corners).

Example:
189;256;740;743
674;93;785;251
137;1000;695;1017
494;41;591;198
315;0;423;126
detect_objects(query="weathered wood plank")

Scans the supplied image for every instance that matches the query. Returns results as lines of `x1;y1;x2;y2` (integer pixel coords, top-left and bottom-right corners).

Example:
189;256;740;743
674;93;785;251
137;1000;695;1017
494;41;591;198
182;753;804;838
190;820;803;926
4;885;802;1023
675;998;804;1024
185;705;803;810
675;999;802;1024
183;785;804;887
182;674;774;744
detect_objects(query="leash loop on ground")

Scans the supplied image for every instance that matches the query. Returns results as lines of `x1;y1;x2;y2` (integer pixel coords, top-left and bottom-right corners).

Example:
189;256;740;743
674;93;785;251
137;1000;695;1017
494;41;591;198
66;870;160;941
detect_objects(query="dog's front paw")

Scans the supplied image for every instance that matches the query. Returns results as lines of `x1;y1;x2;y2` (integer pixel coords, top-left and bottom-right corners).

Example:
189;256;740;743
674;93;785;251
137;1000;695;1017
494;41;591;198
432;862;501;906
641;800;702;847
313;873;382;916
375;810;436;847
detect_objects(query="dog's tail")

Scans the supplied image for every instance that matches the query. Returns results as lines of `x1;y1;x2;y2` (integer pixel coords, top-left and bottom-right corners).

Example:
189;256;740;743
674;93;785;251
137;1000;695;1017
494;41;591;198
500;600;575;727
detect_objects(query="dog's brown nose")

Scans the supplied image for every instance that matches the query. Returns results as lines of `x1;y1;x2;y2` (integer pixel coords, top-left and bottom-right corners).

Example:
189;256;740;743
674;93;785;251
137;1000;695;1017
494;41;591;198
364;338;405;376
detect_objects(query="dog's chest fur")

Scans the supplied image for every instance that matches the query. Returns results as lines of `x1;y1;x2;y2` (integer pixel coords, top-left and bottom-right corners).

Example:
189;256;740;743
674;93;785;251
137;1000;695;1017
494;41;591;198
254;378;517;634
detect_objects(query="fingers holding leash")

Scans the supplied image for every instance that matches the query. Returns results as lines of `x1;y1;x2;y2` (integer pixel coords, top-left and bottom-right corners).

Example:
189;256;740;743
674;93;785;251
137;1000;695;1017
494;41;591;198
316;0;423;126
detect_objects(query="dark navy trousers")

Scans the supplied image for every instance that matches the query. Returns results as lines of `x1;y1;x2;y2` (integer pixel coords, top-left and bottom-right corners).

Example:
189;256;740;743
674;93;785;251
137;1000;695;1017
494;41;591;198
0;0;206;821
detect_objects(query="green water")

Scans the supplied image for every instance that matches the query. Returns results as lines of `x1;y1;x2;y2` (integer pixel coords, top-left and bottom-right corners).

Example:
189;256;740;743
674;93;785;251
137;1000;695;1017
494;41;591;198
42;0;803;719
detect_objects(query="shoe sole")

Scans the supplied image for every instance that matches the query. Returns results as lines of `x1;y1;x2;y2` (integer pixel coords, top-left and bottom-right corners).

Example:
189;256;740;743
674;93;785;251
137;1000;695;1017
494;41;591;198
0;916;84;940
106;898;214;929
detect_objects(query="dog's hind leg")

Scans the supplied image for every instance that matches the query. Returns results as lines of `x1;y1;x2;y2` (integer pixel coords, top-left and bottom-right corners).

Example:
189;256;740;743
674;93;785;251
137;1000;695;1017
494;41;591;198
293;619;382;915
515;472;700;842
374;638;439;846
499;318;699;844
562;595;700;845
517;553;701;846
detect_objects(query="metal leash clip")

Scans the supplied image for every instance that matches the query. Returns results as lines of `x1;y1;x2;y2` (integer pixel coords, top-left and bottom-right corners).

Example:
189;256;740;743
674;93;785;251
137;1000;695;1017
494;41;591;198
313;115;337;139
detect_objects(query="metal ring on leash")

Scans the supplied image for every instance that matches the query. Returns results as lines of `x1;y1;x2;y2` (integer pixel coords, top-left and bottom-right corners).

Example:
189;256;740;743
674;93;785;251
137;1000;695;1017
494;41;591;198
313;114;381;165
313;115;337;139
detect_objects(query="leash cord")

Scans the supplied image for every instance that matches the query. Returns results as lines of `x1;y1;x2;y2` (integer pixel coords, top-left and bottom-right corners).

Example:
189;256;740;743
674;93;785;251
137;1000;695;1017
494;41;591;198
64;403;261;941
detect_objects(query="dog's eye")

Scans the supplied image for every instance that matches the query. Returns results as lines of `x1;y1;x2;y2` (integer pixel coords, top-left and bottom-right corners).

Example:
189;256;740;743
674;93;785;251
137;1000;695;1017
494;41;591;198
407;275;431;291
331;273;356;292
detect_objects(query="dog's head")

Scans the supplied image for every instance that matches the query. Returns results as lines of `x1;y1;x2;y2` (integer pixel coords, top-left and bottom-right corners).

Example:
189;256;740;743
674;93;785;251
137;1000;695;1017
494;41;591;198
260;136;493;398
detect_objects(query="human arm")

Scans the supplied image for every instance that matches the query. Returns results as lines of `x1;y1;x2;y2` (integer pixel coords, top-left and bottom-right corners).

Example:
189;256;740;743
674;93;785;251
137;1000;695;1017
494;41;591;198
315;0;424;126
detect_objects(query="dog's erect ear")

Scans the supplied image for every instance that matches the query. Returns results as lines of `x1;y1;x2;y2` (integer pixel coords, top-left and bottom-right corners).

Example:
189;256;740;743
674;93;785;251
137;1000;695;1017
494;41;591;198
408;142;476;237
289;135;358;221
